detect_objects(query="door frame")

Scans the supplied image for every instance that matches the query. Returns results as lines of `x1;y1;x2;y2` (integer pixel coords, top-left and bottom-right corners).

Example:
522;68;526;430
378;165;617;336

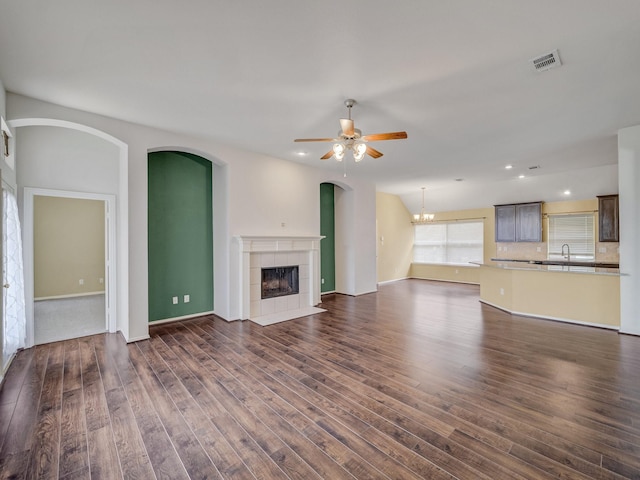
23;187;117;347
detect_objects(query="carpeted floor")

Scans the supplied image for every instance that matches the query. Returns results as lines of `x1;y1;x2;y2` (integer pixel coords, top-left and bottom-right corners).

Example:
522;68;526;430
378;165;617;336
34;293;106;344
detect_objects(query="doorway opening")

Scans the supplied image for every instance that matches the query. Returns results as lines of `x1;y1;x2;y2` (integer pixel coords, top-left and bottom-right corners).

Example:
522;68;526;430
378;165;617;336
23;188;116;346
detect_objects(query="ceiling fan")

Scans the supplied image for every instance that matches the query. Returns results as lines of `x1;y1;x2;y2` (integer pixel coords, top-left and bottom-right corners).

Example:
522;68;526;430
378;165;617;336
294;99;407;161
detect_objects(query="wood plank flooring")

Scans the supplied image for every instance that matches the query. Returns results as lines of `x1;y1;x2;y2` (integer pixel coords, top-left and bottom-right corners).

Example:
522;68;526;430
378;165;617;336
1;279;640;479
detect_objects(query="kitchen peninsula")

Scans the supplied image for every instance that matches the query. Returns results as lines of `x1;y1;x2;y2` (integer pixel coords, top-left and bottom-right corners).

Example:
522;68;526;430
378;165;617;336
474;261;620;329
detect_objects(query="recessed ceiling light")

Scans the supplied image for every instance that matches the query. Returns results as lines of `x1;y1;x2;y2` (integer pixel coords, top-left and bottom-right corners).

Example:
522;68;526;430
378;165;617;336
563;190;571;195
296;151;308;156
505;165;513;170
454;178;464;182
518;174;525;179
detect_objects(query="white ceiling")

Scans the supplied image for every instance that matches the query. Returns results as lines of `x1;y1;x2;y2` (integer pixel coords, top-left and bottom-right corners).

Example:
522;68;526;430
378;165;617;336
1;0;639;214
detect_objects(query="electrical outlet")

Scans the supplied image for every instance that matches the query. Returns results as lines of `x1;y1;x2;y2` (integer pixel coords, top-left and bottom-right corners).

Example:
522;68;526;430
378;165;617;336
599;247;606;254
455;269;459;274
536;246;541;252
172;296;178;305
184;294;190;303
321;278;325;284
99;277;104;284
500;288;504;296
79;279;84;285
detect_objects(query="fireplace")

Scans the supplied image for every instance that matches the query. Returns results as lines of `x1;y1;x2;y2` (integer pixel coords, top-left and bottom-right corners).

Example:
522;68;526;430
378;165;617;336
262;266;299;299
235;235;325;325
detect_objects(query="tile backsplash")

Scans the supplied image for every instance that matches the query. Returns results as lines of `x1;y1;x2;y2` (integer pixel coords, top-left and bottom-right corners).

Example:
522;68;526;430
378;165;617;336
495;242;619;263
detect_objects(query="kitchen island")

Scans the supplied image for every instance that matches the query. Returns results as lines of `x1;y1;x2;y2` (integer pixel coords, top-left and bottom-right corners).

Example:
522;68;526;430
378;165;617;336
473;261;621;329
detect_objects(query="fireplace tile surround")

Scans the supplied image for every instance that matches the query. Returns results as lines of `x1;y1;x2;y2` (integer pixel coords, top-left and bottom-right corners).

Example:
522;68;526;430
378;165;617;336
236;235;325;326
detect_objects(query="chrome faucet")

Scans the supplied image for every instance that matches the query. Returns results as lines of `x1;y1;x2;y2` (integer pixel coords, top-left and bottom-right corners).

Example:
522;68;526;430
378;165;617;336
561;243;571;261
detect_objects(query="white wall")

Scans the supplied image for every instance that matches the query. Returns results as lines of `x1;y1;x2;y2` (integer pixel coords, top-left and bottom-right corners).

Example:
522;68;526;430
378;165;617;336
334;183;377;296
618;125;640;335
7;93;378;341
0;81;5;116
0;81;17;190
16;126;119;194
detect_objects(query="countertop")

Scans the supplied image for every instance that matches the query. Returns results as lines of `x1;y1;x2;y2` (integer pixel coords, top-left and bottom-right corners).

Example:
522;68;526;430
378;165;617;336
491;258;619;268
474;260;621;276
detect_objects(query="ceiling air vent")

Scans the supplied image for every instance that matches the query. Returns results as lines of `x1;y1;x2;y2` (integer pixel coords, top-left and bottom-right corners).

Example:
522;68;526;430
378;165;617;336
530;49;561;72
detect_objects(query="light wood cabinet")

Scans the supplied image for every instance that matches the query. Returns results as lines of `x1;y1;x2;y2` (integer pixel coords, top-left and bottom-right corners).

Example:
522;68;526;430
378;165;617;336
598;195;619;242
495;201;542;243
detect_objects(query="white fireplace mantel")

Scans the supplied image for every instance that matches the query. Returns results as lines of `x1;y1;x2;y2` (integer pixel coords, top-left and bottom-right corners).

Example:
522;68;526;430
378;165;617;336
235;235;325;325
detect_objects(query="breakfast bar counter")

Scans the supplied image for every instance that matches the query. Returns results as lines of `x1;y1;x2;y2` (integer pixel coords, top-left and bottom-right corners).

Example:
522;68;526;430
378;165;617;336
473;261;620;329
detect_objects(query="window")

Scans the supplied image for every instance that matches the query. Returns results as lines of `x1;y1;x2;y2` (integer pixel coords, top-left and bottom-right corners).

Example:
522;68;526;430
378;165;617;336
413;221;483;265
547;213;595;260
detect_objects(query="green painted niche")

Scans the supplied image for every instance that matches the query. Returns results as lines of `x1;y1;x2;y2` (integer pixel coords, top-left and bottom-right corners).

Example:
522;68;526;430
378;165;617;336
148;151;213;321
320;183;336;293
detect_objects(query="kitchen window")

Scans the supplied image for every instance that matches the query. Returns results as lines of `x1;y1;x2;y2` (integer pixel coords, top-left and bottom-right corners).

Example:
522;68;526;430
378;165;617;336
413;220;483;265
547;213;595;260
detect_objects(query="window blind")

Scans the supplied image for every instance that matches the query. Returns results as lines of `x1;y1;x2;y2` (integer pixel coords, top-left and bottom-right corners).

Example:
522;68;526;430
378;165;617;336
414;221;483;265
547;213;595;259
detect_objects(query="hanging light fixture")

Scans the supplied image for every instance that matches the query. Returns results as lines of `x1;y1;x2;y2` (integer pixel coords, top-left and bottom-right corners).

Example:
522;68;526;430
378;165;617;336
412;187;435;224
331;139;367;162
332;143;345;161
353;142;367;162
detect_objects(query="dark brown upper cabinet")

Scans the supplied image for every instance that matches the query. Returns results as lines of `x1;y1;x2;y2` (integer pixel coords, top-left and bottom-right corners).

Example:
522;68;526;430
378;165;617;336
495;204;516;242
598;194;619;242
495;202;542;243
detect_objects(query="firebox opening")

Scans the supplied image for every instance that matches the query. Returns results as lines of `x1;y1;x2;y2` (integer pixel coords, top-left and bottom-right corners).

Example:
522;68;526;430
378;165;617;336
261;266;299;299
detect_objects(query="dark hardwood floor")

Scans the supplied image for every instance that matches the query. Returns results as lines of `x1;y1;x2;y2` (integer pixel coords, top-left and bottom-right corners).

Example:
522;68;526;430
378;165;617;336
1;279;640;479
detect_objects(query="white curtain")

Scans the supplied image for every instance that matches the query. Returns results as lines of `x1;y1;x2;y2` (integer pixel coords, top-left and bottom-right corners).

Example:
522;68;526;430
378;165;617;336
3;190;26;369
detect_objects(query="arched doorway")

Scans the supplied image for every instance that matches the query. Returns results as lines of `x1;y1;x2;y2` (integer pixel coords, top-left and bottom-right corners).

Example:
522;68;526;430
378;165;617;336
10;118;127;347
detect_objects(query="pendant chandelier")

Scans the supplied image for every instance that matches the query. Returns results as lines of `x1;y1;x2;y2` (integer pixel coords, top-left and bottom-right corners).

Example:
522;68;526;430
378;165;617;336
412;187;434;224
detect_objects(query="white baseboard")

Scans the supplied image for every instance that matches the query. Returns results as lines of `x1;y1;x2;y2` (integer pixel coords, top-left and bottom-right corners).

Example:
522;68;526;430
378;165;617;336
35;291;105;301
480;300;619;331
148;311;215;326
124;334;151;343
377;277;409;285
409;276;479;285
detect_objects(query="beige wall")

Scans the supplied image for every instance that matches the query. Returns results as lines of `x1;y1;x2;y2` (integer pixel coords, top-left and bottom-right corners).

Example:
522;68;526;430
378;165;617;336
376;192;414;283
478;265;620;327
496;198;620;263
34;196;105;298
409;206;494;284
407;198;619;283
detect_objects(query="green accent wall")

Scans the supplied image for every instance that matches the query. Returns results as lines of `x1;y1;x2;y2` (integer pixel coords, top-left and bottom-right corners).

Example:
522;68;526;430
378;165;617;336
320;183;336;293
148;151;213;321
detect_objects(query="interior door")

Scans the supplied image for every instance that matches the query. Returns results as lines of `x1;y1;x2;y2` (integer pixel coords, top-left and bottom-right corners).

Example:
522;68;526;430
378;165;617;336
2;183;27;375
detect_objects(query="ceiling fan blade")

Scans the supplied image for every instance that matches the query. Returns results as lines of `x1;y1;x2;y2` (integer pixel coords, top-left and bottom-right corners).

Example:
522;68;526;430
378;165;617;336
366;146;384;158
294;137;336;142
361;131;408;142
340;118;355;137
320;150;334;160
